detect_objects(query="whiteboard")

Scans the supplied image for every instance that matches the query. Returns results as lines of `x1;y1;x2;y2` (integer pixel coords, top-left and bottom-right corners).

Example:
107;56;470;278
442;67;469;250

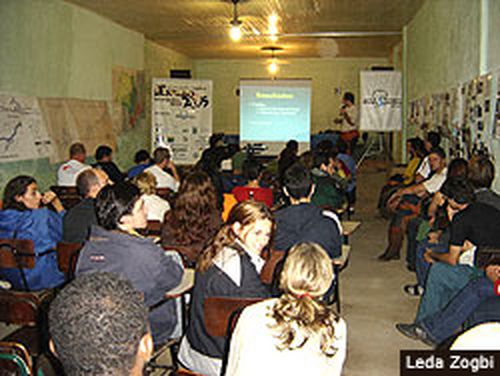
359;71;402;131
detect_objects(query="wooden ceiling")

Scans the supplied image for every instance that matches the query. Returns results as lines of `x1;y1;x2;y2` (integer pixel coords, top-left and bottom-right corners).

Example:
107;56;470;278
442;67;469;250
65;0;425;59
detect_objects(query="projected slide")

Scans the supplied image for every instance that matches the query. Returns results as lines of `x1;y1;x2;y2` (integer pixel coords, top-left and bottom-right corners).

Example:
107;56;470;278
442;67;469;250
240;80;311;143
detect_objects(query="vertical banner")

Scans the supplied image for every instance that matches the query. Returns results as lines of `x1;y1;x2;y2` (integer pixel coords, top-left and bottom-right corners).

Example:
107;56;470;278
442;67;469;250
360;71;402;132
152;78;212;165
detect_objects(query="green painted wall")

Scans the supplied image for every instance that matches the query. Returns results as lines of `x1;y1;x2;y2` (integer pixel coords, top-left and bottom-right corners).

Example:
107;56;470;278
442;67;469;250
406;0;480;101
405;0;500;190
0;0;192;193
194;57;388;135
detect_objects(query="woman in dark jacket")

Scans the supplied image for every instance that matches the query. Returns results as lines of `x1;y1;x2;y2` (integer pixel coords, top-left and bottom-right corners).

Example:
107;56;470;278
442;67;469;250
178;200;273;375
75;182;183;345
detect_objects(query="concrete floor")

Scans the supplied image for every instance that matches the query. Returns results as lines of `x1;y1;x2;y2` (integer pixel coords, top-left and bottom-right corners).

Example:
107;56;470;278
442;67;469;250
340;166;428;376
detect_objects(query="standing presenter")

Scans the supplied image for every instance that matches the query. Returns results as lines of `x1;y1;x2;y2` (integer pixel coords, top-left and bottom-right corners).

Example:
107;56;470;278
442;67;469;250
334;92;359;155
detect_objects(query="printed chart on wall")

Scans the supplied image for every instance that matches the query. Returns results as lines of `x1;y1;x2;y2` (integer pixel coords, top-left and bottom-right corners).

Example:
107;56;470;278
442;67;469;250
0;95;52;162
152;78;212;164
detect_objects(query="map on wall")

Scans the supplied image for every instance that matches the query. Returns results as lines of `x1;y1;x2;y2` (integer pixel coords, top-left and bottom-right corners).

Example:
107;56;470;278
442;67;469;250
39;98;116;163
0;95;52;162
112;66;145;135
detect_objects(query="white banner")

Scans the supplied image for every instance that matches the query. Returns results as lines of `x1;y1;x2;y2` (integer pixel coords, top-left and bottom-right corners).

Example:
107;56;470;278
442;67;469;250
360;71;402;132
151;79;212;165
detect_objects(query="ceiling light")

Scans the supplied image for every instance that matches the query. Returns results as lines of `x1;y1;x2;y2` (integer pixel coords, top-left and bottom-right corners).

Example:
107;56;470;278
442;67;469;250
229;0;242;42
262;46;283;76
268;60;279;75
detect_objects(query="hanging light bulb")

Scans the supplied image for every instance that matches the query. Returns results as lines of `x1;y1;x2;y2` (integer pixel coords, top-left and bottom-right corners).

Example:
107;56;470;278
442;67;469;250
230;21;242;41
229;0;242;42
268;59;279;75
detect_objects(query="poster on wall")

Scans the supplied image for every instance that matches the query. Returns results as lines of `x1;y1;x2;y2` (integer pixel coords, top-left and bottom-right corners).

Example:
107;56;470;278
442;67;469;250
0;95;52;162
151;78;212;165
112;66;145;134
359;71;402;132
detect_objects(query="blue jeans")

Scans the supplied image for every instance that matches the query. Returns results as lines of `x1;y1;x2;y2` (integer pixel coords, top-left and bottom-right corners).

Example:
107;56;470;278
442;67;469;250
415;262;483;323
419;276;495;343
415;241;448;287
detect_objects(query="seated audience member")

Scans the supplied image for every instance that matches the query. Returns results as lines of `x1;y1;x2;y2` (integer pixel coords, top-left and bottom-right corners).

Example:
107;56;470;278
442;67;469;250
75;182;183;345
336;139;357;213
397;179;500;335
278;140;299;183
413;131;442;183
49;272;152;376
178;201;272;375
0;176;65;290
93;145;124;183
57;142;91;186
397;261;500;346
310;150;346;211
145;147;180;192
62;168;109;243
132;172;170;222
161;171;221;261
468;155;500;211
378;147;447;261
127;149;153;179
226;242;347;376
195;147;226;210
404;158;469;279
378;138;426;217
232;159;273;208
275;163;342;259
299;150;315;171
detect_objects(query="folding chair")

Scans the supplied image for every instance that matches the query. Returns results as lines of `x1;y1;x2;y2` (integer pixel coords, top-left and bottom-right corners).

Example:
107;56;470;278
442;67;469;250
0;342;35;376
50;186;81;210
55;242;83;282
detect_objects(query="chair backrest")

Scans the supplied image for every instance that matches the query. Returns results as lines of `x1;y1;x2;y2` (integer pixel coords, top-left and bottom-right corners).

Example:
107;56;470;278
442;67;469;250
0;291;44;326
0;239;36;270
50;186;81;209
163;245;198;267
0;342;33;376
260;249;286;285
56;242;83;280
204;296;263;338
146;220;162;236
156;188;175;204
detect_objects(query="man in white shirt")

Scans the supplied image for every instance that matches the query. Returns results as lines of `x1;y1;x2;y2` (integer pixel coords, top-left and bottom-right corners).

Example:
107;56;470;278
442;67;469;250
57;143;91;186
379;147;448;261
414;131;442;183
145;147;180;192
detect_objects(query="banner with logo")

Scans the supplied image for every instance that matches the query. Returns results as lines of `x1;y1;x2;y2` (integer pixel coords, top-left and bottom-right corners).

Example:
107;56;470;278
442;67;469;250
152;78;212;164
360;71;402;131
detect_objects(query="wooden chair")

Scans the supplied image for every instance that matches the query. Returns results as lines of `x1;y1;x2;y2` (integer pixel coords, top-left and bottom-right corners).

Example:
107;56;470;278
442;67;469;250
173;297;263;376
260;249;286;285
0;239;36;291
0;342;34;376
50;186;81;209
56;242;83;282
156;188;176;204
163;245;199;268
330;245;351;313
0;239;54;364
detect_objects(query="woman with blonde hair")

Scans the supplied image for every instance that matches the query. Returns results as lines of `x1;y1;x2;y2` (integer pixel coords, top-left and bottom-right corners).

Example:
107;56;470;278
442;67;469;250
226;242;347;376
132;171;170;222
178;200;273;375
